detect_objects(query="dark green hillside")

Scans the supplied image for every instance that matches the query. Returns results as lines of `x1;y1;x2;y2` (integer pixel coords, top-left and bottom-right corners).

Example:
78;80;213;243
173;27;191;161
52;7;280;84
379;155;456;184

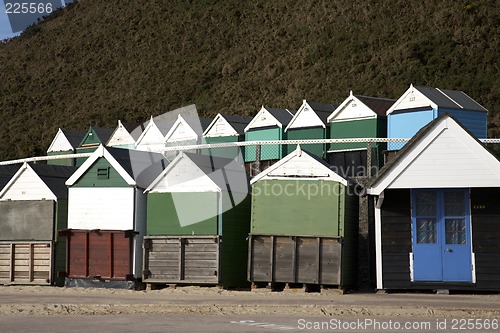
0;0;498;160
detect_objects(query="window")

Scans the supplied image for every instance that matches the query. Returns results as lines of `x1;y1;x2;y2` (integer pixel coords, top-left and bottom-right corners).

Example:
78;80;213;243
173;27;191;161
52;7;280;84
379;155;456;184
97;167;109;179
415;191;437;244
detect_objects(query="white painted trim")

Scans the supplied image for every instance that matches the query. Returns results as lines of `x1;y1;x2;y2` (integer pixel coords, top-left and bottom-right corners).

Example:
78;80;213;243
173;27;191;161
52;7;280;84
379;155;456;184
327;93;377;123
164;114;200;143
367;116;500;195
65;145;136;186
409;252;414;282
326;148;367;153
202;114;239;137
250;145;347;185
244;106;283;132
106;120;136;147
47;128;73;153
134;116;161;149
471;252;476;284
143;152;221;193
285;100;326;131
0;163;57;201
469;188;476;284
386;84;438;115
375;193;384;290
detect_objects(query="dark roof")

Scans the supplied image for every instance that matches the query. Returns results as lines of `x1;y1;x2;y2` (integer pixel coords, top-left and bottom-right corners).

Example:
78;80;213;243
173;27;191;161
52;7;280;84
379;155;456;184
60;129;86;149
105;147;169;188
414;86;487;112
0;164;22;190
354;95;396;116
120;121;143;141
29;163;77;199
184;152;250;190
220;114;252;135
306;101;338;123
366;113;495;189
93;127;115;144
266;107;295;126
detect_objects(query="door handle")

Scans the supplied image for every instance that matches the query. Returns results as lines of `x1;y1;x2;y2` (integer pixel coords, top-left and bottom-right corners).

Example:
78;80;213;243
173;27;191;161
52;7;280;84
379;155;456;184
445;248;453;253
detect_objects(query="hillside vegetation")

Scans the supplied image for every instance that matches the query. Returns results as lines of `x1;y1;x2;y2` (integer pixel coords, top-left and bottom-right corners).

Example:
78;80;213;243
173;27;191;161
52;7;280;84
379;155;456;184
0;0;498;160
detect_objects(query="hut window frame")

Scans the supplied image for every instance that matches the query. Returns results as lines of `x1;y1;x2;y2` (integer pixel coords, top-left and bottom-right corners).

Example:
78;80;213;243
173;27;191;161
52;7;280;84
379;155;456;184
97;167;110;179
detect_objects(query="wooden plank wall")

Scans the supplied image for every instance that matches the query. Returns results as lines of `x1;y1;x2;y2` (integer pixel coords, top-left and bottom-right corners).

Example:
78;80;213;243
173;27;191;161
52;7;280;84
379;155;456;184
471;188;500;290
143;236;219;284
0;242;52;285
248;235;342;286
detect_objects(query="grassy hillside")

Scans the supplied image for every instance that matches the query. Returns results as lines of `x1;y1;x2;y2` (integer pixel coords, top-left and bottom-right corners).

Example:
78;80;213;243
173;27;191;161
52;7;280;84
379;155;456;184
0;0;498;160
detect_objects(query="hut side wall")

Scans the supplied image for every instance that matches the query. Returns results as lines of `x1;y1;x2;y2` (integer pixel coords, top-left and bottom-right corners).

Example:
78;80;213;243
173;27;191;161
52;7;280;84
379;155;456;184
380;189;412;289
47;151;75;166
340;187;359;288
220;194;251;288
471;188;500;290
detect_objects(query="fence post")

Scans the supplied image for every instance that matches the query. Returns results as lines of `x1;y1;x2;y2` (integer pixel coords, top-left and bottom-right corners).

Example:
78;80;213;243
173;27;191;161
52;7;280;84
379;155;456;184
253;144;261;175
366;141;372;177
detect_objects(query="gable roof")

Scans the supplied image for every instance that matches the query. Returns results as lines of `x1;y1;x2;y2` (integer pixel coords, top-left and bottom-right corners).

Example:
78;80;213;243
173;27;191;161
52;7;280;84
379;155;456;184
79;126;115;147
134;116;173;148
250;145;347;185
286;100;337;130
203;113;252;136
0;164;22;190
164;114;213;142
0;163;76;200
387;84;488;115
355;95;395;116
106;120;136;147
66;145;168;188
47;128;86;153
244;106;295;132
61;129;86;149
145;152;249;193
327;92;395;122
366;114;500;195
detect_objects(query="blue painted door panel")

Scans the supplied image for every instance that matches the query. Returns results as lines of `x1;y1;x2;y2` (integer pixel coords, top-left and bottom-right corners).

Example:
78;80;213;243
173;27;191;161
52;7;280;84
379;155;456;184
412;189;472;282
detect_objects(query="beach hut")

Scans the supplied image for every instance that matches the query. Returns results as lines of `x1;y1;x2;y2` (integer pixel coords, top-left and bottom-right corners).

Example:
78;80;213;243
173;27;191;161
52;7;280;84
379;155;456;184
367;114;500;291
134;116;172;153
75;126;114;166
106;120;140;149
386;84;487;151
285;100;336;158
244;106;295;175
248;146;358;289
0;163;76;285
46;128;85;166
326;92;395;175
60;146;167;287
143;152;250;288
164;114;212;160
201;113;251;160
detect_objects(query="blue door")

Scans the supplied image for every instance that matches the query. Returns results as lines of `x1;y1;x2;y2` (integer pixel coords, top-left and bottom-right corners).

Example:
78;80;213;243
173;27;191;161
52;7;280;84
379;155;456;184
412;189;472;282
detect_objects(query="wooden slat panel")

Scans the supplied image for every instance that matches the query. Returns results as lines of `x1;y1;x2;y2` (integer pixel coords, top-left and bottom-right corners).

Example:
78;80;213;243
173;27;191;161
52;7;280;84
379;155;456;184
320;238;341;285
296;237;319;284
0;242;52;285
273;237;294;282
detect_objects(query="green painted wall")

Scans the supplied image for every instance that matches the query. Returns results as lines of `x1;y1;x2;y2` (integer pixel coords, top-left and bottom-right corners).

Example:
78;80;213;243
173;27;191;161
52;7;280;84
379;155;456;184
74;147;97;166
47;151;75;166
147;192;218;235
329;117;387;167
244;127;283;162
72;158;129;188
80;128;103;147
286;127;326;158
220;194;251;288
250;179;344;237
202;135;242;160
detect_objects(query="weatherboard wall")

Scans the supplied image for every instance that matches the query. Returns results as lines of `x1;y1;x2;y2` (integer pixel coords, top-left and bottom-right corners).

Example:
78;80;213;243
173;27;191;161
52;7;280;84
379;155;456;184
201;135;243;160
379;188;500;291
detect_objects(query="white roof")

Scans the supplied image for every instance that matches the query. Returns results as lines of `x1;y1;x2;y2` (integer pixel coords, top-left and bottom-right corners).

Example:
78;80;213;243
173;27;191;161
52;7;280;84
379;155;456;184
367;114;500;195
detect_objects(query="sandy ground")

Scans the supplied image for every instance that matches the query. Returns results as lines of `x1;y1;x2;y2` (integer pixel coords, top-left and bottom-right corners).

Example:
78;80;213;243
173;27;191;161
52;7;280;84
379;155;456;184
0;285;498;319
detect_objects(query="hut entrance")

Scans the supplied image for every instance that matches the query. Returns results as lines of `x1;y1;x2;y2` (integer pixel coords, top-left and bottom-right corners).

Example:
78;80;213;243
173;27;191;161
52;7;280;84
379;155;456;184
411;189;473;282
